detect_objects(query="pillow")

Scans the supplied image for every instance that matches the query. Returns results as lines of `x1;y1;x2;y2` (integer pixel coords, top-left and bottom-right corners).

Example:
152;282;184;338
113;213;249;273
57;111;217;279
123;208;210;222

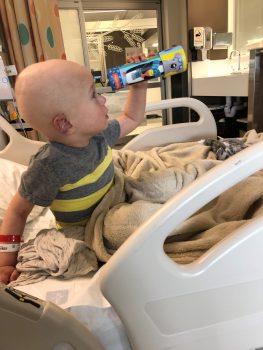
0;158;47;223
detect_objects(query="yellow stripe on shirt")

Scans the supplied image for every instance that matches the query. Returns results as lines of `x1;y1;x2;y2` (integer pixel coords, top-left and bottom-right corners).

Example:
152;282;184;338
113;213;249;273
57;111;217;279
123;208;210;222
50;178;113;212
60;147;112;191
56;217;89;229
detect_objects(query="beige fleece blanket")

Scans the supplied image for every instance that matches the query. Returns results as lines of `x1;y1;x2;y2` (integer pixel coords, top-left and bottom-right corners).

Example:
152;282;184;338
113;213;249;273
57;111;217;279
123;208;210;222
85;141;219;262
11;130;263;286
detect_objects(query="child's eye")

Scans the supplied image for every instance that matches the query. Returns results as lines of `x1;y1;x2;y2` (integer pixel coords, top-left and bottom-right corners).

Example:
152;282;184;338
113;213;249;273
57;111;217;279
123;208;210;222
94;91;102;98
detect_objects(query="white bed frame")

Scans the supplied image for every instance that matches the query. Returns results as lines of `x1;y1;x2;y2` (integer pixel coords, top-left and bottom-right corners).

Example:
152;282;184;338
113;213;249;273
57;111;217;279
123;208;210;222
0;98;216;164
1;98;263;350
101;142;263;350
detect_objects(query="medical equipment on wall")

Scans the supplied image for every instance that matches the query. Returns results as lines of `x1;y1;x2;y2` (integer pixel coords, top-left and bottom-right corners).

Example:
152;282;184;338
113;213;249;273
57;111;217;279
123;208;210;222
0;55;28;137
107;45;187;91
189;27;213;61
189;28;232;61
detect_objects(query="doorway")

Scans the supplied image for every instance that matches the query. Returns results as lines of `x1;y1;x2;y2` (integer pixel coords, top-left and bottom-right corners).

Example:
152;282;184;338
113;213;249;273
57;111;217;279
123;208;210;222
59;0;166;134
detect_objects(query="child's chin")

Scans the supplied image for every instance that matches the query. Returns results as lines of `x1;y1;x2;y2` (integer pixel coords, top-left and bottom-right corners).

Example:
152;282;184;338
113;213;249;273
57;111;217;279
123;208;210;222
102;118;109;129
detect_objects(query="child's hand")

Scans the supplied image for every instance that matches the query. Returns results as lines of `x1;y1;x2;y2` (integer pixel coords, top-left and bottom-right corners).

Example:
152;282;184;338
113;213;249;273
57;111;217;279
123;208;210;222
126;53;153;89
126;53;147;64
0;265;20;284
127;55;147;89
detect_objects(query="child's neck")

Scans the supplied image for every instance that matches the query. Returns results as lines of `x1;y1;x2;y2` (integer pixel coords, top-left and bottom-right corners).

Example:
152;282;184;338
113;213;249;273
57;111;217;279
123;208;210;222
50;134;91;148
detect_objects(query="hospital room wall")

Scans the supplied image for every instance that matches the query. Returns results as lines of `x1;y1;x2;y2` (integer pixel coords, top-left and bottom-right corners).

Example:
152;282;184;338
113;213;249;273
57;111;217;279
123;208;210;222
186;0;246;138
162;0;189;102
162;0;229;124
188;0;228;60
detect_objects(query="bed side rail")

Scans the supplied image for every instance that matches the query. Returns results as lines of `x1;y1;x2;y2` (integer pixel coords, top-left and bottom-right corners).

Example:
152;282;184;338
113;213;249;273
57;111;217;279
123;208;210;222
123;97;217;151
0;283;104;350
101;141;263;350
0;117;45;165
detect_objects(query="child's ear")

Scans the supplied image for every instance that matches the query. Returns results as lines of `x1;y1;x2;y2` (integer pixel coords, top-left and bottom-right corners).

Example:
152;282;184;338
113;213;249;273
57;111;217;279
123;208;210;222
53;114;72;134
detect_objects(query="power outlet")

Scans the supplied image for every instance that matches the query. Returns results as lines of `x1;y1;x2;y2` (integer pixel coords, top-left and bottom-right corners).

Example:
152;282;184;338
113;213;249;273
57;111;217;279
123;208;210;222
5;65;17;76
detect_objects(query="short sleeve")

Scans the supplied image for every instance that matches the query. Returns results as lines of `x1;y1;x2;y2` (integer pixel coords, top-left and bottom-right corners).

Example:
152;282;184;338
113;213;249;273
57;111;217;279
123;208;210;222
18;159;61;207
103;119;120;147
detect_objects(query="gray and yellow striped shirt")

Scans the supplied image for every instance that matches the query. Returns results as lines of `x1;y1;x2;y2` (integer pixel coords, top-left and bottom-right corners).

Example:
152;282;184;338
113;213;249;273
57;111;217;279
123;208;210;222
19;120;120;227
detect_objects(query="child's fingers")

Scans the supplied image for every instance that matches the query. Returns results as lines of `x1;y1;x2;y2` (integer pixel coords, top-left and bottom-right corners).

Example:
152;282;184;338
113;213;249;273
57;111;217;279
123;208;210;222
147;52;156;58
126;55;138;63
126;55;132;63
133;56;140;63
10;268;20;282
126;52;156;64
138;53;146;61
126;53;147;63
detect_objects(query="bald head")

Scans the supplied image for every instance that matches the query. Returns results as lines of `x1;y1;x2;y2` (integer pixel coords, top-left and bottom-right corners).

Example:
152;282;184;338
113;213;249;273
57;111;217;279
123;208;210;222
15;59;93;138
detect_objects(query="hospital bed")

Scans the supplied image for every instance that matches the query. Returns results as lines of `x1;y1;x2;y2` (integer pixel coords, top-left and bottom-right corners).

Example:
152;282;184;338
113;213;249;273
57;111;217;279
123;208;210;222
0;97;263;350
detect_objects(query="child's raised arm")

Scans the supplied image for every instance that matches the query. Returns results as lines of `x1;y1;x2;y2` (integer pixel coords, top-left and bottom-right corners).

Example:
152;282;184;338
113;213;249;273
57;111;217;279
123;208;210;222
117;81;148;138
116;53;152;138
